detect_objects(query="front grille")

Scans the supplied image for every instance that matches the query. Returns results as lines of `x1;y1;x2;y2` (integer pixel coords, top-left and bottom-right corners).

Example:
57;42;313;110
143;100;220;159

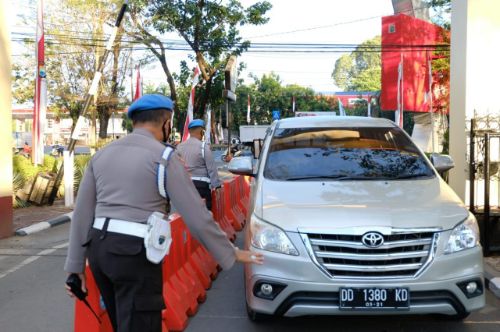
306;232;435;278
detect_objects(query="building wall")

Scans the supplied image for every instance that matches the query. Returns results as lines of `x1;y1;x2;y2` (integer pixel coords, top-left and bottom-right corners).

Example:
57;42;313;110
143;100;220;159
12;109;127;146
449;0;500;202
0;0;13;238
381;14;448;113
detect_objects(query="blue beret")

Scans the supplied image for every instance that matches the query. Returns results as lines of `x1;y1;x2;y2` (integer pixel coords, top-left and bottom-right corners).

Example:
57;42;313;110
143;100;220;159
188;119;205;129
127;94;174;118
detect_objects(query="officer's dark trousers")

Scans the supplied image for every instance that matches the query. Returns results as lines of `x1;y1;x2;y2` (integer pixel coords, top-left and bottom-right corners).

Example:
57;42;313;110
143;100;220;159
87;226;165;332
193;180;212;211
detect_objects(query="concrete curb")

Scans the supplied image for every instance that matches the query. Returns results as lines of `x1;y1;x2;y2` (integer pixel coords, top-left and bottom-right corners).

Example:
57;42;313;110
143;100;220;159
15;212;72;236
484;260;500;299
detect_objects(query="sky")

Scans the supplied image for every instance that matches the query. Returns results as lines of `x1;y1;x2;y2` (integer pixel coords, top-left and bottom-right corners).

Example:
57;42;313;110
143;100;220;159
10;0;397;98
142;0;395;92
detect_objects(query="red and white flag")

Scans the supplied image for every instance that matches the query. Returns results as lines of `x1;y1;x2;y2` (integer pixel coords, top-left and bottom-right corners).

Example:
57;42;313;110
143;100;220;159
133;64;142;101
247;94;251;124
182;67;200;142
33;0;46;165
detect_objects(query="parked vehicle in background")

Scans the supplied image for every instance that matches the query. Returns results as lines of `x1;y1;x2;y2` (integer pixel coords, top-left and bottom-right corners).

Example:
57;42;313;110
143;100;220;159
239;125;269;144
228;116;485;321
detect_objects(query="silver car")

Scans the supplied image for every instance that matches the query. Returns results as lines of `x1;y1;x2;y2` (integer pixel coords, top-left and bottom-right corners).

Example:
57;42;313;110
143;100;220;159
229;116;485;321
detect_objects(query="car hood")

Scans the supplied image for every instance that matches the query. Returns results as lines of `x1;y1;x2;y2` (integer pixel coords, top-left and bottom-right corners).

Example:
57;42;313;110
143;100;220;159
256;177;468;233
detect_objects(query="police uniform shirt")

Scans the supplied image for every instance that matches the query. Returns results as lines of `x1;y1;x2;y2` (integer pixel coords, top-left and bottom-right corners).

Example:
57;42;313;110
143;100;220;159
64;128;236;274
176;137;221;188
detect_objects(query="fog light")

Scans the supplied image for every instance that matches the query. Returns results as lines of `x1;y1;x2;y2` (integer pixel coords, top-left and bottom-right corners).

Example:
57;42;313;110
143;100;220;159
466;282;478;294
261;283;273;296
253;281;287;300
457;279;483;299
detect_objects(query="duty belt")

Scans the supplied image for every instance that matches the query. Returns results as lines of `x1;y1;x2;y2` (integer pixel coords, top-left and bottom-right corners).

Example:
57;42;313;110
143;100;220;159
191;176;211;183
93;218;147;238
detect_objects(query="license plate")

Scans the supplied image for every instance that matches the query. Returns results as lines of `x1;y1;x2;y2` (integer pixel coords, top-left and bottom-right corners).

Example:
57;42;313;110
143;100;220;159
339;287;410;310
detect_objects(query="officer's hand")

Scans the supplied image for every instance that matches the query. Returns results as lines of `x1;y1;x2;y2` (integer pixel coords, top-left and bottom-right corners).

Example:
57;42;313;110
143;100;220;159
65;273;86;298
235;248;264;265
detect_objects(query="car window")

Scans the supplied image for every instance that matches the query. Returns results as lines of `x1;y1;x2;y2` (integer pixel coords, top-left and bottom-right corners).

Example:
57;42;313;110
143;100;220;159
263;126;434;181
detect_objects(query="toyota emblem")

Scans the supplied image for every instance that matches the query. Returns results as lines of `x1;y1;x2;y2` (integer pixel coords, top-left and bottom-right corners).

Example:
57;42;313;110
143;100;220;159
361;232;384;248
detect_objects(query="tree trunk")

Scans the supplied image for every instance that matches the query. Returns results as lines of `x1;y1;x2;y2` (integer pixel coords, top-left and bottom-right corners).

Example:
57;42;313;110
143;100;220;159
198;76;213;118
98;105;111;139
159;55;177;107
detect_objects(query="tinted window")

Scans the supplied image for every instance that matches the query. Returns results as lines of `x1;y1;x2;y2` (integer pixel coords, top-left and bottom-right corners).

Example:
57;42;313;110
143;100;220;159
263;126;434;181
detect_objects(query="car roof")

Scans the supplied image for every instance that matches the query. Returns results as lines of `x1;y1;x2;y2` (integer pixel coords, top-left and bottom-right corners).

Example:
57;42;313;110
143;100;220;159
277;116;397;129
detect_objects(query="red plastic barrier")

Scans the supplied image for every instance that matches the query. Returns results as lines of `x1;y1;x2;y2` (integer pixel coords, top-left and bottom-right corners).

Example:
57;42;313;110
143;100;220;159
223;179;245;231
211;188;236;241
74;177;254;332
74;264;113;332
233;177;248;218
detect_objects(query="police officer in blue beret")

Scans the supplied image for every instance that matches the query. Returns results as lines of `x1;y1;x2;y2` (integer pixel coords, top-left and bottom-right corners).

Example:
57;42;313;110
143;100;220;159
64;94;263;332
177;119;221;210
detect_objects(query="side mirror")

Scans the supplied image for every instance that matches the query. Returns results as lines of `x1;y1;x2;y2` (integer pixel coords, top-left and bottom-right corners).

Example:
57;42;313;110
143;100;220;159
430;153;455;173
252;139;263;159
228;156;254;176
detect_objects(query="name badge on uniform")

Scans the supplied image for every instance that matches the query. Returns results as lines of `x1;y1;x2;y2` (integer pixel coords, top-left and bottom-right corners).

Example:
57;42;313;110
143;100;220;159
144;212;172;264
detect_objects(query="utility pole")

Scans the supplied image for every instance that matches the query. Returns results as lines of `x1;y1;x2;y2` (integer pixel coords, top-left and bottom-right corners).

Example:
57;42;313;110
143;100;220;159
48;2;128;204
223;56;237;153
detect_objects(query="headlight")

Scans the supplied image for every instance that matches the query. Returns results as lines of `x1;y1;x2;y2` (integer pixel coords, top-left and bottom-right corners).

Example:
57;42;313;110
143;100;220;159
444;214;480;254
250;215;299;256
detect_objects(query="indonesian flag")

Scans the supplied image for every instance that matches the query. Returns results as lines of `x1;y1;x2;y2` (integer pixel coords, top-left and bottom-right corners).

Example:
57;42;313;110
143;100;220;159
33;0;46;165
133;65;142;101
182;67;200;142
292;95;296;113
205;104;212;144
395;54;404;127
247;94;251;124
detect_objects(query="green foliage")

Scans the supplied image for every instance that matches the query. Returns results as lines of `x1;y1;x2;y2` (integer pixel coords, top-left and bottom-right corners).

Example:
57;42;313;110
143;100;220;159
13;171;29;208
229;73;338;129
121;112;133;133
74;155;92;193
332;36;381;91
424;0;451;28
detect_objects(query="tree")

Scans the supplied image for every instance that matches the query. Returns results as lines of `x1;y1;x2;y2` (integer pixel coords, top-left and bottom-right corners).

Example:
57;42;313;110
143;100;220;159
13;0;131;140
424;0;451;28
127;0;178;108
145;0;272;122
332;36;381;91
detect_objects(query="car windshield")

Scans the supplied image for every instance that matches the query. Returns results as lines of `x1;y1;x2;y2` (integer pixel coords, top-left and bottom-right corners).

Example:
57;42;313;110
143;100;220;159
263;126;434;181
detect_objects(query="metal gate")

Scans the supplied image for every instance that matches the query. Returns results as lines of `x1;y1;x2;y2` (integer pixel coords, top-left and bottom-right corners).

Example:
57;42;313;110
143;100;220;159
468;116;500;255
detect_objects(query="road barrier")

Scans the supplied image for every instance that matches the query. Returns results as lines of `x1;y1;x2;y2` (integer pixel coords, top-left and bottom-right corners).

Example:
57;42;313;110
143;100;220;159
74;175;251;332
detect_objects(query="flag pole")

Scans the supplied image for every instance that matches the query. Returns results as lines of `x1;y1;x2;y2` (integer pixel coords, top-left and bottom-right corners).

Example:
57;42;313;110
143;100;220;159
33;0;46;166
429;53;435;152
182;67;200;142
48;1;128;205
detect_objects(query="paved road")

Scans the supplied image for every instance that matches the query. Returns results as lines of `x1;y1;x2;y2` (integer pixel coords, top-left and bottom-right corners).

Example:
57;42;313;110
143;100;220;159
0;223;73;332
1;224;499;332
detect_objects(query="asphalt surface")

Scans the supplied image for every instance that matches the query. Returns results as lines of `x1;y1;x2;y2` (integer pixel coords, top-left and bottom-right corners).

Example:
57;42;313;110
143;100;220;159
0;224;500;332
1;159;500;331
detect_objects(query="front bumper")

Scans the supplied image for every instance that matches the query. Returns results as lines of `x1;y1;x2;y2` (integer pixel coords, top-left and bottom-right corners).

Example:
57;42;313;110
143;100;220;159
245;233;485;317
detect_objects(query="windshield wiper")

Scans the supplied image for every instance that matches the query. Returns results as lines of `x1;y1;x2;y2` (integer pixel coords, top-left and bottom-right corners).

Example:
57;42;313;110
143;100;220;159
390;173;433;180
284;175;351;181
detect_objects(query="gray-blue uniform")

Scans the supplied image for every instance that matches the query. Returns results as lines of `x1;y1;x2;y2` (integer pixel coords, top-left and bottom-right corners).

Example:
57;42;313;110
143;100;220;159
176;119;221;210
64;95;236;332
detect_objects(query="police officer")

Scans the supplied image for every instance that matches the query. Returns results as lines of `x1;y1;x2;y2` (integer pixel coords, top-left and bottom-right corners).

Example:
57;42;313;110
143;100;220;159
176;119;220;210
64;94;263;332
